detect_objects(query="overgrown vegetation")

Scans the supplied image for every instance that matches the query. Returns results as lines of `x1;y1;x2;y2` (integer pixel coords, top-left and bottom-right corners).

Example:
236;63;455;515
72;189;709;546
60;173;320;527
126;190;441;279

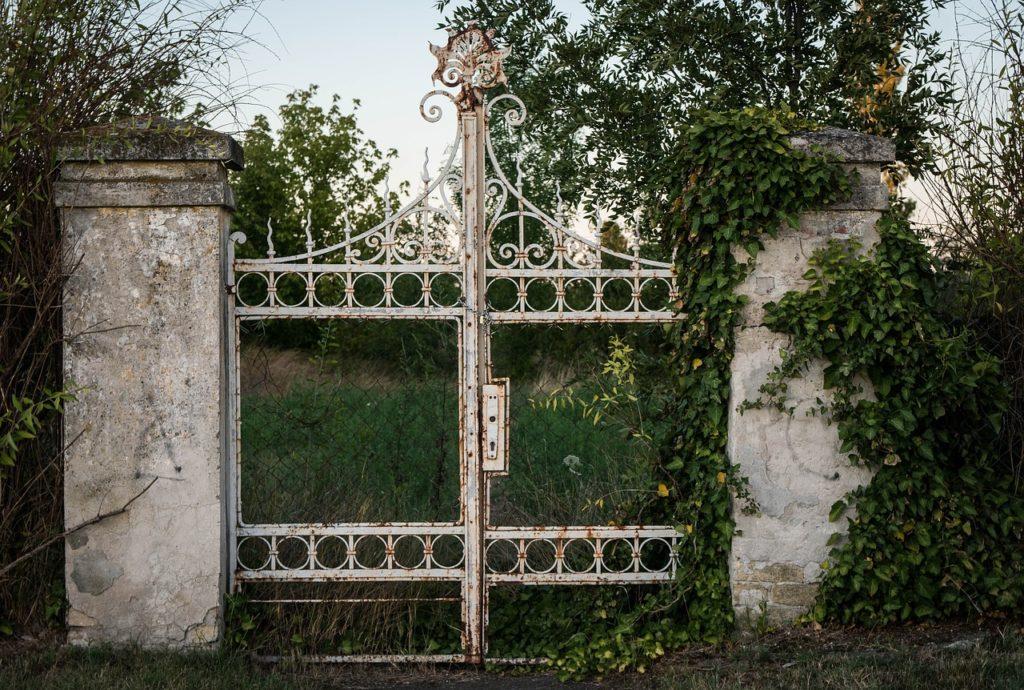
748;205;1024;623
226;0;986;677
3;0;1021;682
628;108;851;666
737;1;1024;627
432;0;1024;674
232;320;674;661
0;0;258;633
354;109;847;677
920;0;1024;495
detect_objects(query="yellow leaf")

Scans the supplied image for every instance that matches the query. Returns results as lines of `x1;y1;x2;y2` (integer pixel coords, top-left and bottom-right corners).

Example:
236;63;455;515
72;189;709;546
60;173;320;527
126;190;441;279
657;483;670;497
716;471;727;484
685;524;694;534
692;358;703;370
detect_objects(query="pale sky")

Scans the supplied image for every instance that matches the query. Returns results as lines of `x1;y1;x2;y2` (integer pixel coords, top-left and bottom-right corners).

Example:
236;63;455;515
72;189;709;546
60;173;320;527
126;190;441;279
216;0;989;210
216;1;587;189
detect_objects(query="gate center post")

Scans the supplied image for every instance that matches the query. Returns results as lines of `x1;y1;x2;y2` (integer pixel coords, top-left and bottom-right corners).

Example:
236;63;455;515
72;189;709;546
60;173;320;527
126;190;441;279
460;102;490;663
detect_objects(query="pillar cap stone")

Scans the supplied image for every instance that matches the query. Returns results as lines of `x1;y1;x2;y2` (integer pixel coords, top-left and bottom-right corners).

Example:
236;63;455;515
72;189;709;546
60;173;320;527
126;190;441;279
788;127;895;163
59;115;244;170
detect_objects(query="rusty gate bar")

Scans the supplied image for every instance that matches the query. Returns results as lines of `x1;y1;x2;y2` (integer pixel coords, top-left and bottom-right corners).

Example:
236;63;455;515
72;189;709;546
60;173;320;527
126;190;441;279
460;103;488;663
225;22;688;664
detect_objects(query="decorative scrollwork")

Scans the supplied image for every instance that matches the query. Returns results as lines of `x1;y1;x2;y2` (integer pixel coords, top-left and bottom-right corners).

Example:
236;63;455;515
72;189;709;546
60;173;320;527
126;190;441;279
232;117;465;316
430;21;509;111
481;96;681;321
230;26;681;323
419;89;456;123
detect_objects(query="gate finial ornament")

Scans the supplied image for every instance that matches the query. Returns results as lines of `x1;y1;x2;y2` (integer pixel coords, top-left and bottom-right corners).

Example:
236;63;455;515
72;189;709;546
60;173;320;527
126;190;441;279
430;21;509;110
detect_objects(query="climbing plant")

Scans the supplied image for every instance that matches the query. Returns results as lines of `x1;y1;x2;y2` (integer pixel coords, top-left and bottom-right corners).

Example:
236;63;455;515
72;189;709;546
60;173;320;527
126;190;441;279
750;203;1024;624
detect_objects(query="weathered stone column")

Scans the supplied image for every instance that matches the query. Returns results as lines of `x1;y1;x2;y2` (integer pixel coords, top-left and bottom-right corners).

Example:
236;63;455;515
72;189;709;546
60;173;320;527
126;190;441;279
55;117;242;646
728;128;894;626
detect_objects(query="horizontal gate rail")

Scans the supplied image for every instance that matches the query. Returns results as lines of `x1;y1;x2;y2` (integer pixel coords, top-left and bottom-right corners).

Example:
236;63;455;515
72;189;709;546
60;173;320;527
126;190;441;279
486;311;681;323
483;526;680;584
236;523;467;581
233;262;462;273
237;523;462;535
236;569;463;582
235;307;463;320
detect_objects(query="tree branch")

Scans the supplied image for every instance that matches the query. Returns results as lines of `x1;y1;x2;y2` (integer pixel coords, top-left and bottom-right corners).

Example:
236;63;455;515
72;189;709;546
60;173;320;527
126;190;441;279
0;477;158;580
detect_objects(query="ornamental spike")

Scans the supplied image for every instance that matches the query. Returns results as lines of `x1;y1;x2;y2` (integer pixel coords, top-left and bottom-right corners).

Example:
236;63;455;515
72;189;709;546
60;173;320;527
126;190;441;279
421;147;431;187
266;218;275;259
303;209;313;251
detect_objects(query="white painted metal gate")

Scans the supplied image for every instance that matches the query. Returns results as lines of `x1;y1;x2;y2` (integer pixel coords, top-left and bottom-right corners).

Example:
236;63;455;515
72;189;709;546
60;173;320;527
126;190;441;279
226;24;683;663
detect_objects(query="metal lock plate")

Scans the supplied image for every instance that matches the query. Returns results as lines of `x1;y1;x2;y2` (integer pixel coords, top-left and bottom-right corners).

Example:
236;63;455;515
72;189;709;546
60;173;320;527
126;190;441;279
482;378;509;474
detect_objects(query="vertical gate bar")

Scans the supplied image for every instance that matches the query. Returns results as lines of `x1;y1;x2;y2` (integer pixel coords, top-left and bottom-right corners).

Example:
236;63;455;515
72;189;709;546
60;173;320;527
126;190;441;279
224;236;239;594
460;106;488;663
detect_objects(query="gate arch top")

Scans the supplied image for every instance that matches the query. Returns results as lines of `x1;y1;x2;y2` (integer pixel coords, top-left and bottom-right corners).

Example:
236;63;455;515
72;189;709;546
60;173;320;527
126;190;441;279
230;27;679;323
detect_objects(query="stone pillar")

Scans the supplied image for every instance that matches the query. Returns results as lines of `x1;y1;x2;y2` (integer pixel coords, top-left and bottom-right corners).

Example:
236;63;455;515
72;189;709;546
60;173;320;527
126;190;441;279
55;117;242;646
728;128;894;626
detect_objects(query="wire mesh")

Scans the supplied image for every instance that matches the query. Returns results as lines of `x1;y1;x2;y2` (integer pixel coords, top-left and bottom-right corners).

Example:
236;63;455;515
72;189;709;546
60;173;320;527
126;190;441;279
487;323;670;526
239;319;460;525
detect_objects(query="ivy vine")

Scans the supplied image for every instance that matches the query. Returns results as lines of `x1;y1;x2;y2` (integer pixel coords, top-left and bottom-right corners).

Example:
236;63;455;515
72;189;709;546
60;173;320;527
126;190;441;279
751;204;1024;623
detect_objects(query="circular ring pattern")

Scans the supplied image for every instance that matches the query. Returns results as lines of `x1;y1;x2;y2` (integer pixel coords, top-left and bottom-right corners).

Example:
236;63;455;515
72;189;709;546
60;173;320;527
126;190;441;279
393;534;427;570
429;534;465;569
485;538;520;574
275;535;312;570
314;535;349;569
236;536;271;571
353;534;388;569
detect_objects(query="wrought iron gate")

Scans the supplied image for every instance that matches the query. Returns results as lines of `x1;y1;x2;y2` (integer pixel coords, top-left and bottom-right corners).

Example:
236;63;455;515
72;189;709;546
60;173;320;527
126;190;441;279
226;23;683;663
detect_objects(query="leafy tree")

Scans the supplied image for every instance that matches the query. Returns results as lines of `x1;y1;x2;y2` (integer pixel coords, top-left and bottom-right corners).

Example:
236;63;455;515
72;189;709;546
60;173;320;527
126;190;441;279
231;86;398;260
439;0;953;215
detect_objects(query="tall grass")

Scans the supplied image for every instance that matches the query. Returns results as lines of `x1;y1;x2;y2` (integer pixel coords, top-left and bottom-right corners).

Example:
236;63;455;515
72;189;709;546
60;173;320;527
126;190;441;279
241;378;657;527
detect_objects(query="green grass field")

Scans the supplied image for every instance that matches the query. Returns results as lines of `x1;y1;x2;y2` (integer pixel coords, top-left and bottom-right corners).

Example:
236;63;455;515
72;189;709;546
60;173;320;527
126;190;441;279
240;378;660;526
